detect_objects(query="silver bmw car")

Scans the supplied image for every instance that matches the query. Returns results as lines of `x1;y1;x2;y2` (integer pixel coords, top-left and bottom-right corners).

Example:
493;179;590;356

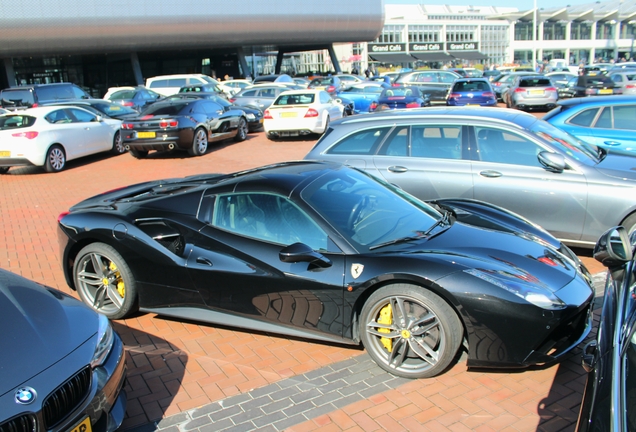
304;107;636;248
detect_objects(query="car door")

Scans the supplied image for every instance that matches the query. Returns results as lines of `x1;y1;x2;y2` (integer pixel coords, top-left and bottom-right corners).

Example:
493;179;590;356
44;108;98;159
186;191;348;340
470;125;588;241
589;105;636;152
372;123;474;200
67;108;113;154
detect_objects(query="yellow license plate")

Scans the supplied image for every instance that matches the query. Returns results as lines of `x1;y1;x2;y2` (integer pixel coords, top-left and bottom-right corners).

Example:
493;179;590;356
530;90;544;95
68;416;91;432
137;131;156;138
280;112;297;118
599;89;613;94
0;151;10;157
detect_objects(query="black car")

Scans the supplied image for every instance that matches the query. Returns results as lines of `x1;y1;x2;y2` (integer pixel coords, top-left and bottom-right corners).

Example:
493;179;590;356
167;93;264;132
577;226;636;431
0;83;90;110
0;269;127;432
58;161;594;379
120;99;248;158
105;86;164;111
559;74;621;98
44;98;141;120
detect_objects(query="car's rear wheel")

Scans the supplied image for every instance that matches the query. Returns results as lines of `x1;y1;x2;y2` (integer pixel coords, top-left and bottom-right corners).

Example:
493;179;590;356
74;242;138;320
129;148;148;159
234;118;248;142
360;284;462;379
111;131;126;155
44;145;66;173
189;127;208;156
0;167;9;174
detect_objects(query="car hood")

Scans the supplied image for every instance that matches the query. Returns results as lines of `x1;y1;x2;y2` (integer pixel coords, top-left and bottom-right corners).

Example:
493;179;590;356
409;199;584;292
0;271;97;397
595;150;636;181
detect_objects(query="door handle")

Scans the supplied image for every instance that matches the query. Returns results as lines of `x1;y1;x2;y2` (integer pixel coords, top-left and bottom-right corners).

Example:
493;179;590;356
603;141;621;146
196;257;213;266
479;170;503;178
388;165;408;173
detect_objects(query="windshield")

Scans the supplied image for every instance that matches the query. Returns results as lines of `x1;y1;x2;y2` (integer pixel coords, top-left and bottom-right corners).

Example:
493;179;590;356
529;120;600;163
301;167;442;251
110;90;135;100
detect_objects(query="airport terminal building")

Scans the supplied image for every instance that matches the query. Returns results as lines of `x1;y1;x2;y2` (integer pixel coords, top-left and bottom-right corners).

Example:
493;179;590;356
0;0;384;96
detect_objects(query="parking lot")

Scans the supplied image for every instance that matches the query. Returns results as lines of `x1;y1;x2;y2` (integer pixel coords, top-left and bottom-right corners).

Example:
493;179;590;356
0;124;607;432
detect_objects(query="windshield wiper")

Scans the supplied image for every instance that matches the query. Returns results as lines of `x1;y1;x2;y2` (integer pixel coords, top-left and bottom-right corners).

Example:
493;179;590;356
369;211;451;251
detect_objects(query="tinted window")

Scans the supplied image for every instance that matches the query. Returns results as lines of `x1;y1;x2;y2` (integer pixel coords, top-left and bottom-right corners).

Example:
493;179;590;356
239;89;257;97
36;85;74;101
439;73;458;83
274;93;315;105
568;108;599;127
168;79;187;87
92;102;137;117
476;127;542;167
519;78;552;87
411;126;462;159
148;79;169;88
453;81;490;92
0;89;33;106
212;193;328;251
69;108;96;123
326;127;391;155
0;115;36;129
613;105;636;130
595;108;612;128
45;109;73;124
110;90;135;100
201;101;223;115
71;85;89;98
142;103;188;115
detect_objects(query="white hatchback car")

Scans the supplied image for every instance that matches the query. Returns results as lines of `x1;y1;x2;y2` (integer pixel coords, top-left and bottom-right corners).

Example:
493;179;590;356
0;106;124;173
263;89;344;139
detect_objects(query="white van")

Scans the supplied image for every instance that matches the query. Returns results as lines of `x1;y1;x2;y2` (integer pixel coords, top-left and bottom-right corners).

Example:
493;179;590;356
145;74;221;96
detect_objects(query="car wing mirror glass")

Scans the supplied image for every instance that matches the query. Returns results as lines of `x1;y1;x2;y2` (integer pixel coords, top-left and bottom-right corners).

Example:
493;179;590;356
279;242;332;268
538;151;566;173
593;226;633;269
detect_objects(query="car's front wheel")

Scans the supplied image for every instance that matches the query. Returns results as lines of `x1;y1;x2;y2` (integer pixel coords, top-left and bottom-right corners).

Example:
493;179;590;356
360;284;462;379
44;145;66;173
73;242;138;320
234;118;248;142
0;167;9;174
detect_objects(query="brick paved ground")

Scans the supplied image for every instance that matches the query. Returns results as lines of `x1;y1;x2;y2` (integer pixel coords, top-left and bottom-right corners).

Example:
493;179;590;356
0;125;608;432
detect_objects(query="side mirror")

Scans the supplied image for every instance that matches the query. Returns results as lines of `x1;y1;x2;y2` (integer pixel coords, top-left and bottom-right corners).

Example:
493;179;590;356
93;115;103;122
593;226;633;268
279;242;332;268
333;98;342;105
538;151;566;173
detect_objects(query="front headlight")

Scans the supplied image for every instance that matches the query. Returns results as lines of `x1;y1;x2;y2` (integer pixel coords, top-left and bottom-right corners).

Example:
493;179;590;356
464;268;566;310
246;113;256;120
91;314;114;368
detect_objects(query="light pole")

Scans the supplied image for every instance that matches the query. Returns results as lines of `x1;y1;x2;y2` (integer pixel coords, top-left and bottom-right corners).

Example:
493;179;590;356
532;0;537;69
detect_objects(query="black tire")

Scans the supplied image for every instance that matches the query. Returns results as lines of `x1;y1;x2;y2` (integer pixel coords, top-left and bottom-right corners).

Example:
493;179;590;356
0;167;9;174
360;284;462;379
621;213;636;237
44;145;66;173
111;131;126;155
188;127;208;156
129;148;148;159
266;133;277;141
73;242;138;320
234;118;248;142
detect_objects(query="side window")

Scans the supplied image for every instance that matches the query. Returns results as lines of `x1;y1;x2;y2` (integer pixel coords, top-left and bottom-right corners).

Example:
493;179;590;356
568;108;599;127
168;79;187;88
212;193;328;250
71;85;88;98
410;125;462;159
202;102;223;115
328;127;391;155
610;74;623;83
595;107;613;129
439;73;457;84
149;79;168;88
320;91;330;104
379;126;409;156
189;78;205;85
613;105;636;130
45;109;73;124
415;72;435;83
68;108;96;123
241;89;257;97
475;127;543;167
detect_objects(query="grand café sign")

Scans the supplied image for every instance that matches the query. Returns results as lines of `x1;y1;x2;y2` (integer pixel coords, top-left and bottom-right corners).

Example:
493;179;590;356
446;42;479;51
368;43;407;53
409;43;443;52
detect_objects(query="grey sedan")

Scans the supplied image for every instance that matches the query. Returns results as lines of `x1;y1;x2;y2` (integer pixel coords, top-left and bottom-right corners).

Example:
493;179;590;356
304;107;636;248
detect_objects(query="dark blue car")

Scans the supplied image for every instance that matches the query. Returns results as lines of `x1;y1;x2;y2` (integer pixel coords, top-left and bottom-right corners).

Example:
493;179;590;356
371;86;430;111
337;82;389;114
446;78;497;107
543;95;636;153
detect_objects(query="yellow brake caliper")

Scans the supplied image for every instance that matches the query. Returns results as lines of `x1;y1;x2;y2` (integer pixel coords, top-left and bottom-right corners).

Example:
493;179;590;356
109;261;125;298
377;303;393;352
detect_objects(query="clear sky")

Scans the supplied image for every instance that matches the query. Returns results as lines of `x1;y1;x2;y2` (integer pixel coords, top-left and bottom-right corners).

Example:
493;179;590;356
384;0;582;12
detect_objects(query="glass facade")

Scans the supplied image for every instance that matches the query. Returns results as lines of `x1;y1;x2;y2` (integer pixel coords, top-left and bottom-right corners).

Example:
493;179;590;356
543;21;567;41
446;25;477;42
376;25;405;43
570;21;592;40
514;21;537;41
596;21;615;39
481;25;508;65
408;25;442;42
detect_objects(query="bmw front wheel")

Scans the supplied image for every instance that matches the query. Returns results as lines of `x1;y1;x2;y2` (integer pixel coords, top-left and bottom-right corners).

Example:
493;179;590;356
360;284;462;379
74;242;138;319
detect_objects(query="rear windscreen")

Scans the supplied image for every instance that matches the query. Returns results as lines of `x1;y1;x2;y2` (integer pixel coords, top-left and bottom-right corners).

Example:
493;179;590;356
141;103;188;115
520;78;552;87
0;115;37;129
274;94;315;105
0;89;34;107
110;90;135;99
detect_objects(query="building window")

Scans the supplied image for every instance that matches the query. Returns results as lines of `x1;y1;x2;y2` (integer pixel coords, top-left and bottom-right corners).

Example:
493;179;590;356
446;25;476;42
570;21;592;40
543;21;567;40
514;21;537;41
376;25;405;43
596;21;615;39
408;25;441;43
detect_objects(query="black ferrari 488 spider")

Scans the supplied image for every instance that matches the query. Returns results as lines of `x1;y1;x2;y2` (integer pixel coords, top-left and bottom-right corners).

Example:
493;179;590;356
58;161;594;379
